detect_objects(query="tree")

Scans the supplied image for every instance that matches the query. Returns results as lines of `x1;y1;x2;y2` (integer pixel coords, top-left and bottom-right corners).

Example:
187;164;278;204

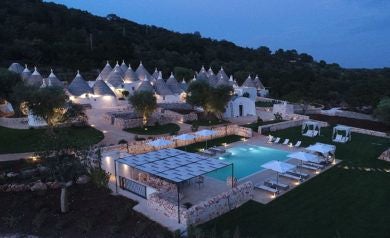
25;86;68;129
128;91;157;126
38;133;87;213
0;68;21;102
186;80;232;119
374;97;390;125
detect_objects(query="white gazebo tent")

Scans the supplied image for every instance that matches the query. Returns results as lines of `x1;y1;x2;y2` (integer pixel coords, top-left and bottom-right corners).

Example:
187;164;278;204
261;160;296;185
332;125;351;143
287;151;321;176
305;143;336;163
301;121;321;137
147;138;173;149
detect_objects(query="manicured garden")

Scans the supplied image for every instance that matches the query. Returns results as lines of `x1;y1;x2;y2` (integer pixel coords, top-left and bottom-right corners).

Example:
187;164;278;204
199;126;390;238
177;135;244;153
124;123;180;135
0;183;172;237
0;126;104;154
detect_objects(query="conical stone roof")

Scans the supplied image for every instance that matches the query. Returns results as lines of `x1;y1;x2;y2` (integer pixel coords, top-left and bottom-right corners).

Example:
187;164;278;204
99;61;113;81
27;67;43;87
216;67;229;82
8;63;24;74
216;74;229;87
154;75;173;96
242;75;256;88
152;68;159;79
112;61;124;77
253;75;265;89
93;79;116;96
166;73;183;94
107;68;124;88
68;70;92;96
123;64;138;83
136;76;155;93
180;79;188;91
135;61;152;81
120;60;128;73
44;69;63;87
21;65;31;81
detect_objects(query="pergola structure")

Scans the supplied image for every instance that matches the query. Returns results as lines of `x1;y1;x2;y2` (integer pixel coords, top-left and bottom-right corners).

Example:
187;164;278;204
301;121;321;137
332;125;352;143
115;148;233;223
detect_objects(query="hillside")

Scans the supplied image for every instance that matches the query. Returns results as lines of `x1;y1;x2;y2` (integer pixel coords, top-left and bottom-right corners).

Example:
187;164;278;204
0;0;389;108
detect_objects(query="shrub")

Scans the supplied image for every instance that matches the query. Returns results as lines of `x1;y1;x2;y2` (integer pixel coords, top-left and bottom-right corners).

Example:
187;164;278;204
89;168;110;189
274;112;283;121
32;208;49;230
2;214;21;228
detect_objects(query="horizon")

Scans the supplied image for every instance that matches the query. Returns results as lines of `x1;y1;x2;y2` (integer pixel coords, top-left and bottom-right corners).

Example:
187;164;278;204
46;0;390;69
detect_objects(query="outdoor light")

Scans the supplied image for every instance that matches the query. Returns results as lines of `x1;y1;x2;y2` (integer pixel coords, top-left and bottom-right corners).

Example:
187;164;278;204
315;170;320;174
241;138;247;142
223;143;227;147
294;181;300;186
103;130;107;133
271;194;276;199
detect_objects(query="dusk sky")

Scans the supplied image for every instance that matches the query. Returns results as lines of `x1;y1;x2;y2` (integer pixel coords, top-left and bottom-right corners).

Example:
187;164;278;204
48;0;390;68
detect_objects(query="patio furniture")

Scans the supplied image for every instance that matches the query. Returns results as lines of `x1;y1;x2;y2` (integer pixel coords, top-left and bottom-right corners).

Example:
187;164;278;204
280;173;302;181
294;141;302;147
264;179;289;190
209;146;226;153
298;164;318;171
302;121;321;137
201;149;216;156
303;161;324;169
255;184;279;195
332;125;351;143
287;170;310;179
282;139;290;145
267;136;275;143
195;176;204;189
273;137;281;144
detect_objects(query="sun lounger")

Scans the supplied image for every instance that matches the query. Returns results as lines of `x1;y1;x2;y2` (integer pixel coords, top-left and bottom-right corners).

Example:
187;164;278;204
294;141;302;147
280;173;301;181
273;137;281;144
255;184;279;195
287;170;310;179
201;150;215;156
298;164;318;171
303;161;324;169
264;179;289;190
282;139;290;145
267;136;274;143
209;147;226;153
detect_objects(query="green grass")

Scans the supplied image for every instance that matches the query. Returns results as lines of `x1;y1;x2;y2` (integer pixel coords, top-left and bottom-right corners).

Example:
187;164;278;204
242;120;285;132
177;135;244;153
200;126;390;238
124;123;180;135
0;126;104;154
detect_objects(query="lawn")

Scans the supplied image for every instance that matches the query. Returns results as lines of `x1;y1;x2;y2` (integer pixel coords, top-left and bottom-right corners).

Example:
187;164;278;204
124;123;180;135
177;135;245;153
0;126;104;154
199;126;390;238
0;184;172;237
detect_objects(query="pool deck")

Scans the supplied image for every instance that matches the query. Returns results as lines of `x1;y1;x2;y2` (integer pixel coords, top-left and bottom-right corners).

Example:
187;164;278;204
216;135;342;204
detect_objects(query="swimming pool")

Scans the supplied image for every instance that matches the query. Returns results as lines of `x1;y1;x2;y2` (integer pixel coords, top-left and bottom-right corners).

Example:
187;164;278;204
207;144;289;181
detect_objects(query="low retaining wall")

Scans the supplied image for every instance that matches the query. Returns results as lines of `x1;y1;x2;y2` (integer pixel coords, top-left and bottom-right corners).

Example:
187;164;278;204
350;127;389;138
0;117;29;129
102;125;253;154
147;181;254;226
258;119;328;134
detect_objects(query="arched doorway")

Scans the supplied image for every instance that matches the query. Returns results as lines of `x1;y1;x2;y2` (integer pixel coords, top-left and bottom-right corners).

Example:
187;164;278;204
239;104;243;116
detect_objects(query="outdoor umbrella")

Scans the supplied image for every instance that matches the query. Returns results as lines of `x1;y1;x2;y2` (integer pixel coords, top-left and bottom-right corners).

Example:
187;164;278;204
147;138;173;148
195;129;216;149
287;151;320;176
261;160;296;184
173;134;196;151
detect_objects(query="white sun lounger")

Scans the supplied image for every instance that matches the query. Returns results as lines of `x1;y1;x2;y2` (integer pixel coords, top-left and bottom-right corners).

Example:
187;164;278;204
273;137;281;144
264;179;289;190
294;141;302;147
267;137;274;143
255;184;279;195
282;139;290;145
298;164;318;171
303;161;324;169
209;147;226;153
287;170;310;179
280;173;301;181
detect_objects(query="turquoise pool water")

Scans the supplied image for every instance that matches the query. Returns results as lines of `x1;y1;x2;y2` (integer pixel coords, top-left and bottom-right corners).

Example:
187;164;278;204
207;144;289;181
